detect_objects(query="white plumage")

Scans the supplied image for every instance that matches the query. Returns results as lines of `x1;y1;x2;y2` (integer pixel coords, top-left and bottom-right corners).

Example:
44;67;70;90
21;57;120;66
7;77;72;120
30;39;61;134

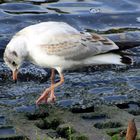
3;21;132;104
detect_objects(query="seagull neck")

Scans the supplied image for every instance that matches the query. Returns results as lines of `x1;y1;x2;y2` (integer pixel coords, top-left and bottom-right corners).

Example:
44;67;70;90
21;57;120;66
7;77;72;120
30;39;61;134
12;36;29;61
19;46;28;61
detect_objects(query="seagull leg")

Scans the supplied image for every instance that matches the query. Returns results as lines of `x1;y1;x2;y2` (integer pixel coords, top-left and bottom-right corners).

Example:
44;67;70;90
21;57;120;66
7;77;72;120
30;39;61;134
36;72;64;105
46;68;56;103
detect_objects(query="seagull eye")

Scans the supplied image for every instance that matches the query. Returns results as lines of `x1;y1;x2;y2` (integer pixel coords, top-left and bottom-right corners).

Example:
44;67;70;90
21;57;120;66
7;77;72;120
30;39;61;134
12;61;17;66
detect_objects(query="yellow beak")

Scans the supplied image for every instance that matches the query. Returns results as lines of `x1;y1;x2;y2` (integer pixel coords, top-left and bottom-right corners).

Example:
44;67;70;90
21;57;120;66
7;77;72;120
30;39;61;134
12;69;18;82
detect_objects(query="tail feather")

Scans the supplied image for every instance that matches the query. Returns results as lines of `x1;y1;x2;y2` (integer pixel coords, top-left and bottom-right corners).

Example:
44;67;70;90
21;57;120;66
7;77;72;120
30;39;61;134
84;53;133;65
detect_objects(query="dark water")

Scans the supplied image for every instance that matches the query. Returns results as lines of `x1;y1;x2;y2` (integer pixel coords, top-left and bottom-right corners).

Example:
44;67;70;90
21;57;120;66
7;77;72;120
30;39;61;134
0;0;140;112
0;126;15;135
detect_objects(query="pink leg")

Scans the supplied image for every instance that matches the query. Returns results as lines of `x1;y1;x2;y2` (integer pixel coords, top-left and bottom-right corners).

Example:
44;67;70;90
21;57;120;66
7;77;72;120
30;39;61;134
36;71;64;105
47;69;56;103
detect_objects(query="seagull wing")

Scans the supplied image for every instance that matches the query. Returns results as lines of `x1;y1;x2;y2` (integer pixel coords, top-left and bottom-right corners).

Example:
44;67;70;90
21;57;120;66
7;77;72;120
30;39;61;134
40;33;119;61
23;22;119;60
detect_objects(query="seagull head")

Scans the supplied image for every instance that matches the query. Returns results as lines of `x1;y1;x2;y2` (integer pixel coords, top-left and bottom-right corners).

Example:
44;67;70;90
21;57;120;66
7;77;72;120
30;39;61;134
3;48;22;82
3;35;27;82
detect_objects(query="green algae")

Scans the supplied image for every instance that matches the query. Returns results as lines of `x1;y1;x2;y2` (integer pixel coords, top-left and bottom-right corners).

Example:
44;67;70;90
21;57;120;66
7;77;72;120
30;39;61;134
56;124;75;139
36;116;62;130
70;133;88;140
94;121;122;129
86;27;140;34
102;28;140;34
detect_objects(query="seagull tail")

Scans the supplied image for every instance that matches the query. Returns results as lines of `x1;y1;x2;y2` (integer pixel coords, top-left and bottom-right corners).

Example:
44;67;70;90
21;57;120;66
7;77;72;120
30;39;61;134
84;53;133;65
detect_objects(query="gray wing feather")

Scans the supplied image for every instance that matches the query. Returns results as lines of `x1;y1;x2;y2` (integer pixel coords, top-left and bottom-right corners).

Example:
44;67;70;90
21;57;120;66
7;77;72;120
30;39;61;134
40;32;119;60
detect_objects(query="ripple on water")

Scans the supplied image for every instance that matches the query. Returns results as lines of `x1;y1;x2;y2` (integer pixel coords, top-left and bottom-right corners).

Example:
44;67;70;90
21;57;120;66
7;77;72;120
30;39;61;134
0;0;140;42
0;2;48;14
57;98;80;108
88;87;115;95
136;17;140;22
42;0;140;14
102;95;128;104
44;2;102;14
14;104;37;113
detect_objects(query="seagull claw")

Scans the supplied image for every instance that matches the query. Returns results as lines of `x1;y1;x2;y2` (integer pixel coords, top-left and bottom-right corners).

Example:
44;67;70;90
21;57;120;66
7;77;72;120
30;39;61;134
47;96;56;103
36;90;56;105
36;91;50;105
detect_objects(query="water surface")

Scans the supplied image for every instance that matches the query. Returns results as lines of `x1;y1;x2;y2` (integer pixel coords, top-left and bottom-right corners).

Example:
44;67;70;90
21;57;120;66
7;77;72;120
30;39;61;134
0;0;140;111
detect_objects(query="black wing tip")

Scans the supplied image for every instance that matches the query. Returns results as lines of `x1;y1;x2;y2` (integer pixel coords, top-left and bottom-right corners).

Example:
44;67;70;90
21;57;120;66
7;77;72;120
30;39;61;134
121;56;133;65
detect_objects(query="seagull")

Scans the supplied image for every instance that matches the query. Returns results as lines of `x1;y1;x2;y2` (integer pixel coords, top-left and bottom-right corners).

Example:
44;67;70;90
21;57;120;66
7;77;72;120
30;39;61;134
3;21;132;104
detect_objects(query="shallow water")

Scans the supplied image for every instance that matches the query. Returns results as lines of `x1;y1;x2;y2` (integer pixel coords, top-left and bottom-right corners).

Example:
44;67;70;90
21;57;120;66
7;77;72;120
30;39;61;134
0;0;140;112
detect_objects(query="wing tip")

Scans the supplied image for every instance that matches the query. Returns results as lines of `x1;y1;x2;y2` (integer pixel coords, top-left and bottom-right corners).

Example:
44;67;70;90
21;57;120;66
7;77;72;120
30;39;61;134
121;56;133;65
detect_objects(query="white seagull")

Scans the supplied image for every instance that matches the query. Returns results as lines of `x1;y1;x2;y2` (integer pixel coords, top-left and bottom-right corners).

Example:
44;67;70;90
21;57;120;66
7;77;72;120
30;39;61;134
3;21;132;104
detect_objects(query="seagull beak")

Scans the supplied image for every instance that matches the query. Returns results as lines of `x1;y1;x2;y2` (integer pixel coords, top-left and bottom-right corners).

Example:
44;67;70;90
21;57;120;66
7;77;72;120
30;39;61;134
12;69;18;82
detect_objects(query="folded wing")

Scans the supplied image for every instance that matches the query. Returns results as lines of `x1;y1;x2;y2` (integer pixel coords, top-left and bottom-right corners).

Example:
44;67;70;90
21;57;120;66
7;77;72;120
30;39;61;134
21;22;119;60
